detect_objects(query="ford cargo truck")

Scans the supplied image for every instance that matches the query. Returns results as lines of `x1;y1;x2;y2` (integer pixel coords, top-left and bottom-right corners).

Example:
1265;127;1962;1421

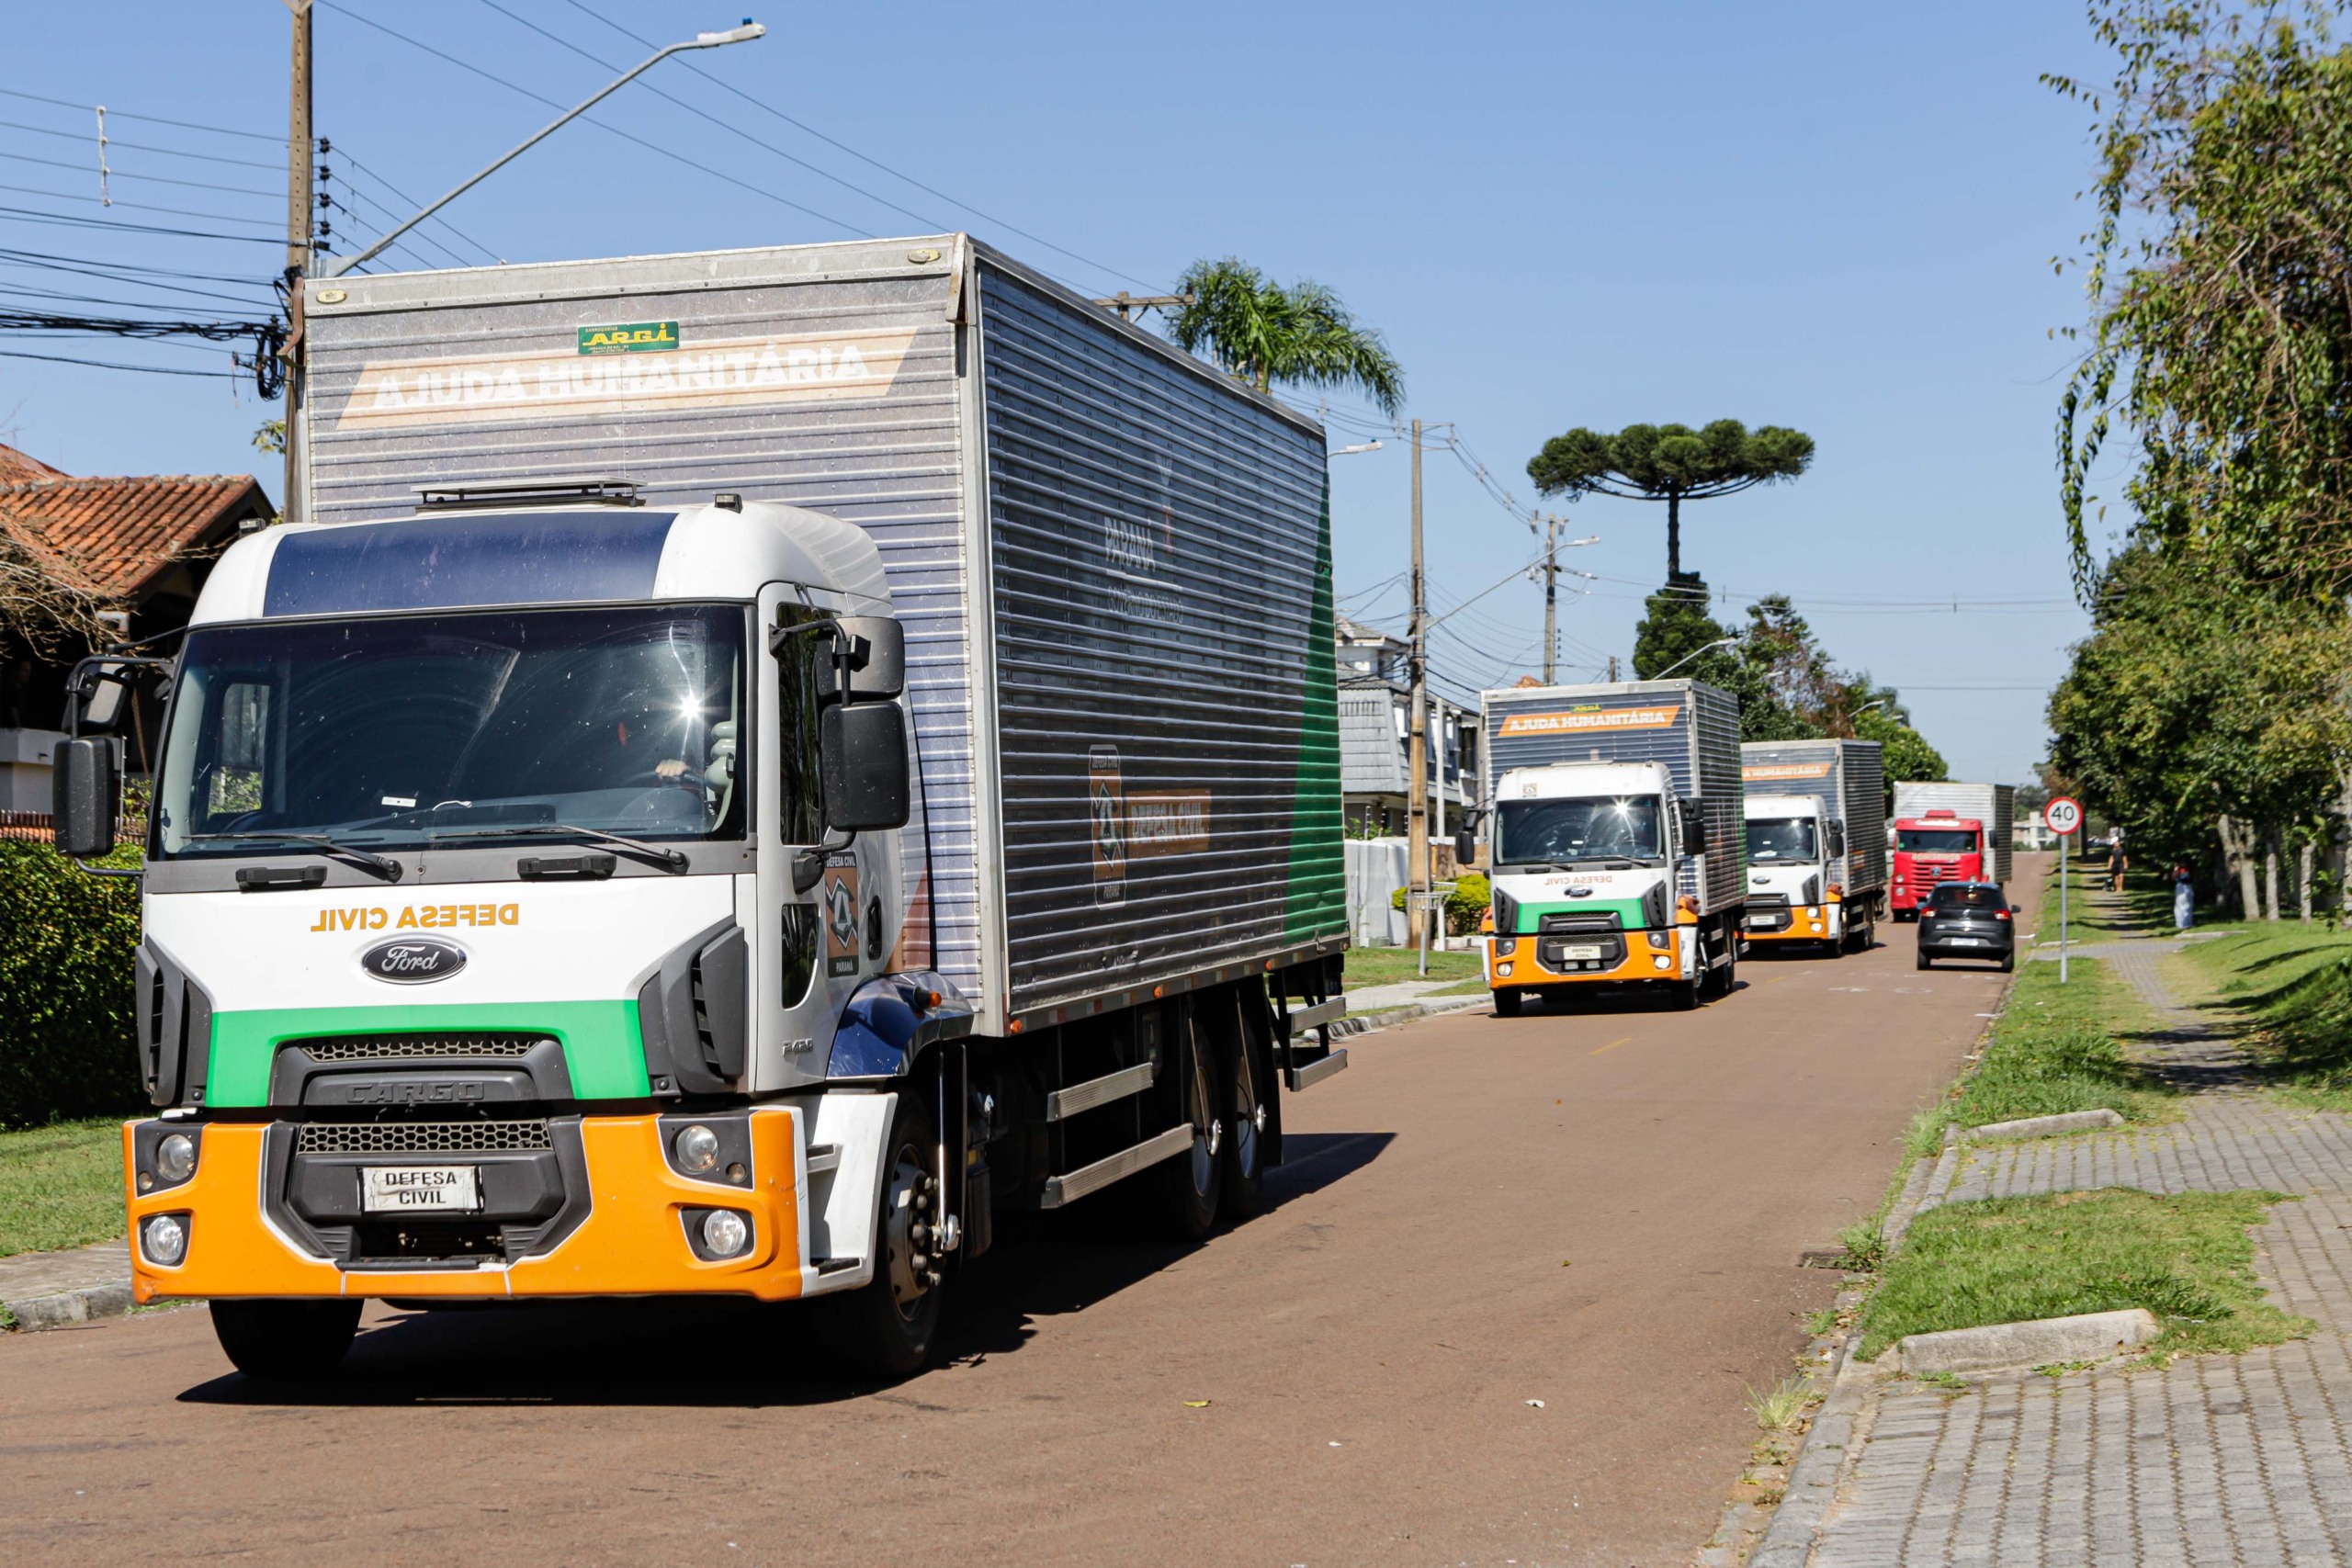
54;235;1351;1381
1473;681;1745;1013
1739;739;1887;955
1890;782;2016;919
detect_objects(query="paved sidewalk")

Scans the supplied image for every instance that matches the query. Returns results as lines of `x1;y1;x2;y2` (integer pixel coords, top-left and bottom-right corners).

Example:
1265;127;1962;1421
1770;898;2352;1566
0;1238;133;1329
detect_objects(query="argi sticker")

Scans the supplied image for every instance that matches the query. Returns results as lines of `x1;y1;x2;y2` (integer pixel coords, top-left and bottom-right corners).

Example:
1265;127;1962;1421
577;321;678;355
1090;746;1126;908
821;853;862;977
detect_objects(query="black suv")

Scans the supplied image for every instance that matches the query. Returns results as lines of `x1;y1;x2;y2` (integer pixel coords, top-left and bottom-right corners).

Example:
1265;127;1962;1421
1917;882;2018;971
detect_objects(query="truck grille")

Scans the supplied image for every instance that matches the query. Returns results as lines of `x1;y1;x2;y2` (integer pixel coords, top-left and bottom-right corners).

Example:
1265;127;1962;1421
1535;912;1626;969
293;1033;548;1062
295;1119;552;1155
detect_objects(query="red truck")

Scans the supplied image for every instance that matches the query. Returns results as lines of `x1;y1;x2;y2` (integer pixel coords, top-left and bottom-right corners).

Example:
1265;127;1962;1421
1891;809;1996;919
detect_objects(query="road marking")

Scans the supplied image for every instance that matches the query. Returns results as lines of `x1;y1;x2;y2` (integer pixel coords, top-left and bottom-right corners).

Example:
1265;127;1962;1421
1588;1036;1635;1056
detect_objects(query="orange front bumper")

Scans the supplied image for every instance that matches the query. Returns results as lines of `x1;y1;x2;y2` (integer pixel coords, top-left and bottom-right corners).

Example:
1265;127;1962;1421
1484;930;1684;988
124;1110;807;1304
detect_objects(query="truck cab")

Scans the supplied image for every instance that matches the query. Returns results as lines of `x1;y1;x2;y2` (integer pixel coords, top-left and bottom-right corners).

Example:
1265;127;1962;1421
1742;792;1848;951
1481;760;1722;1013
1891;808;1991;919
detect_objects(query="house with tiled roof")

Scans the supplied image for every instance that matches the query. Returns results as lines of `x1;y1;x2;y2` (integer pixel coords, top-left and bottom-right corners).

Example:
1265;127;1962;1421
0;442;273;807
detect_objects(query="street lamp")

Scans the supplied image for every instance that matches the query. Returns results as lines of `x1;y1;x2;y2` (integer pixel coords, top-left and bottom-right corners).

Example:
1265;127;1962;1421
1330;440;1384;457
1655;636;1738;681
322;20;766;276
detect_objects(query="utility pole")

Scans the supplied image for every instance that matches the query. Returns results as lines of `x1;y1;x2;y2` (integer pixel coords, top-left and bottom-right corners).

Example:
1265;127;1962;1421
281;0;313;525
1408;417;1430;975
1607;655;1621;682
1540;514;1561;685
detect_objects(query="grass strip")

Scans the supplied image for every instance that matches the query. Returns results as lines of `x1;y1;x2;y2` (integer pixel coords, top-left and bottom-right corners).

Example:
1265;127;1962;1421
2177;920;2352;1110
0;1117;126;1258
1941;951;2171;1130
1857;1186;2309;1362
1338;946;1483;987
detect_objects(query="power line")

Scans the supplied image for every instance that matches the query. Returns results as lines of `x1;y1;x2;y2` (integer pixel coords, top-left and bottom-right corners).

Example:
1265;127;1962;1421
0;244;275;289
0;179;281;232
558;0;1168;293
0;116;285;172
317;3;876;240
0;202;287;245
330;145;501;265
0;86;283;145
0;147;281;201
0;344;245;378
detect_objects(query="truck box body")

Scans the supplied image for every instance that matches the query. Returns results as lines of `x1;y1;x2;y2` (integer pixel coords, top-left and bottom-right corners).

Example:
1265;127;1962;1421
297;235;1347;1032
1893;782;2016;887
1740;739;1888;897
1480;680;1745;913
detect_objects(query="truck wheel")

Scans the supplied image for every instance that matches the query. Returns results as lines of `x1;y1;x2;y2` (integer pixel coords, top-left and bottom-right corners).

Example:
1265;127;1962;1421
1218;1021;1268;1222
830;1096;945;1380
1494;989;1523;1017
1671;977;1701;1010
209;1298;363;1382
1154;1014;1225;1241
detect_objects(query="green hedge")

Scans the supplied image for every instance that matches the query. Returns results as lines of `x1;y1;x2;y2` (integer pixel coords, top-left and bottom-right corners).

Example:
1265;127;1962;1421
0;840;143;1129
1391;871;1492;935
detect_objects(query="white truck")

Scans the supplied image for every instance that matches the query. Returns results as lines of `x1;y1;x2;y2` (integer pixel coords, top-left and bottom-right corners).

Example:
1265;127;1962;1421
1739;739;1887;955
53;235;1353;1382
1471;680;1745;1013
1890;781;2017;918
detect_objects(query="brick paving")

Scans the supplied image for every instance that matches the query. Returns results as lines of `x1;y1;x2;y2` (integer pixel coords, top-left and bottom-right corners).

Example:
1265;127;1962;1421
1782;900;2352;1566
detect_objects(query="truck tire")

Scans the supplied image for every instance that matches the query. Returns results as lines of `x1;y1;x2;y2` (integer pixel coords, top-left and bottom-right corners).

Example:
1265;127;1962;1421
829;1095;945;1380
209;1298;362;1382
1153;1009;1225;1241
1494;988;1523;1018
1218;1015;1269;1222
1671;977;1701;1010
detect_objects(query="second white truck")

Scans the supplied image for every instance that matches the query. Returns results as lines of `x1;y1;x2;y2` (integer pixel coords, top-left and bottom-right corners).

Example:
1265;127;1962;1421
1739;739;1887;956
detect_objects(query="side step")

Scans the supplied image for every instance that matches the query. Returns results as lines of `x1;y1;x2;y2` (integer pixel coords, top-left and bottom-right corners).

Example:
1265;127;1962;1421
1045;1062;1156;1122
1039;1123;1193;1209
1285;998;1345;1032
1284;1047;1349;1092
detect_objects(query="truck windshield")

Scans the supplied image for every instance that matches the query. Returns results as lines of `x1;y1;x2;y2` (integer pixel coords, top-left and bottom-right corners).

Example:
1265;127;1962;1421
153;605;747;857
1897;828;1978;853
1747;818;1818;862
1495;796;1663;864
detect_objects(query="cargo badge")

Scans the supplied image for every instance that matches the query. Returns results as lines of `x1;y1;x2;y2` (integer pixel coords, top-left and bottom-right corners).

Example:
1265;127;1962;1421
359;935;467;984
822;854;862;977
1089;746;1125;908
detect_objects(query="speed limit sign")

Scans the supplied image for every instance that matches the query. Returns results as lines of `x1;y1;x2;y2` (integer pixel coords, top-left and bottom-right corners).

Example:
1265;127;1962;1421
2045;795;2083;836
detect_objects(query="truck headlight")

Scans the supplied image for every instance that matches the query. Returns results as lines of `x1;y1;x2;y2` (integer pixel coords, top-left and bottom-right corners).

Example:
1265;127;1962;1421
673;1123;721;1175
155;1133;197;1183
141;1213;188;1267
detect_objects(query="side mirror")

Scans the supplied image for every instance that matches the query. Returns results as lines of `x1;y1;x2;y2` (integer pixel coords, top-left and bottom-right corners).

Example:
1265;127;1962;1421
815;615;905;704
820;702;910;831
1453;829;1476;864
77;663;130;732
1827;821;1847;858
1676;798;1707;854
52;738;119;859
2011;904;2022;914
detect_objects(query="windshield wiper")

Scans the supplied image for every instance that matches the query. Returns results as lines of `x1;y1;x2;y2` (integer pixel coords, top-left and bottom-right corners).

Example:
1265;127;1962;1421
190;831;403;882
424;821;689;873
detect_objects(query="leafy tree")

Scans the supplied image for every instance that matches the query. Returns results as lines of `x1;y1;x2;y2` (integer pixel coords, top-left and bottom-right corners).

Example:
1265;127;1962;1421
1167;258;1404;414
1854;707;1947;783
1526;420;1815;578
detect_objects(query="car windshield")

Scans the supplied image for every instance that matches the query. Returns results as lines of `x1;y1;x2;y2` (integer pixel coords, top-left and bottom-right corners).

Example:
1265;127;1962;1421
1898;828;1979;853
1495;796;1663;864
1746;818;1817;862
153;605;748;857
1929;886;2006;911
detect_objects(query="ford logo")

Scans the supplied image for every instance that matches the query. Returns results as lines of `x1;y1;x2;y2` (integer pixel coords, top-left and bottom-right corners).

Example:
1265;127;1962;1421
1566;887;1595;898
360;936;467;984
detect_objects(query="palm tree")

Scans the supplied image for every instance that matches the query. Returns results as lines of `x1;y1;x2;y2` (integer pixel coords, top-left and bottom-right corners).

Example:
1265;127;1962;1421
1167;258;1404;415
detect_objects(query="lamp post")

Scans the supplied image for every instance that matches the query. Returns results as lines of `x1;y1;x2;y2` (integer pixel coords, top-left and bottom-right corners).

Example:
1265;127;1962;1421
1654;636;1738;682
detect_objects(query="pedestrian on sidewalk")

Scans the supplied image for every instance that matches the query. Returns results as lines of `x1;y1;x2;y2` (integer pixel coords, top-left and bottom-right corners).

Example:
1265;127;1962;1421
2173;862;2194;930
2108;825;2128;893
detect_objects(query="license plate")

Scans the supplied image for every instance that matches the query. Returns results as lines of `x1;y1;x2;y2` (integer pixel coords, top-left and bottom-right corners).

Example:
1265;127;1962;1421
1561;943;1604;960
361;1165;481;1213
1949;937;1984;946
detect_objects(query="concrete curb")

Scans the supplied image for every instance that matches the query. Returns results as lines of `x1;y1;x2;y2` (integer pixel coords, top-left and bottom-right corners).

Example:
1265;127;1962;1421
1892;1308;2159;1375
3;1282;136;1331
1968;1108;2125;1141
1747;1332;1885;1568
1330;993;1487;1038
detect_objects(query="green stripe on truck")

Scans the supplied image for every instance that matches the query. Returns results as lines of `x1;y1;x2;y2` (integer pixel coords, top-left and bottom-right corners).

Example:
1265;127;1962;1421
1505;898;1654;935
202;999;651;1108
1283;475;1347;943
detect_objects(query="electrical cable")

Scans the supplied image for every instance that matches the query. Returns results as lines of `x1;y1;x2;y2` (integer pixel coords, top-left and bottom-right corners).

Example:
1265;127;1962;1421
0;87;283;144
0;344;245;378
0;147;280;202
0;116;286;172
329;145;502;265
0;203;286;244
318;3;876;240
557;0;1170;294
0;180;281;232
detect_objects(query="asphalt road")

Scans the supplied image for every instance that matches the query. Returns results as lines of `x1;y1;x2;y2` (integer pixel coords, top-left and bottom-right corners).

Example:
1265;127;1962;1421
2;857;2047;1568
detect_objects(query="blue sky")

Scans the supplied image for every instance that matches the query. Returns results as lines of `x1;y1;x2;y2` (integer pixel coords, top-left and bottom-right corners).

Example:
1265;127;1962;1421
3;2;2120;784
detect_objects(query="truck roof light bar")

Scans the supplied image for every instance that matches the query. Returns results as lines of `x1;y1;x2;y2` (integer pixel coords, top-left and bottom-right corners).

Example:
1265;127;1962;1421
414;479;643;512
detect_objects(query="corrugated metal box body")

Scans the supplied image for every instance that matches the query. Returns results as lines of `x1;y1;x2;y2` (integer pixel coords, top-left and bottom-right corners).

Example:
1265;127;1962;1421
1894;782;2017;885
1741;739;1887;893
297;236;1342;1027
971;266;1335;1010
1479;681;1744;911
